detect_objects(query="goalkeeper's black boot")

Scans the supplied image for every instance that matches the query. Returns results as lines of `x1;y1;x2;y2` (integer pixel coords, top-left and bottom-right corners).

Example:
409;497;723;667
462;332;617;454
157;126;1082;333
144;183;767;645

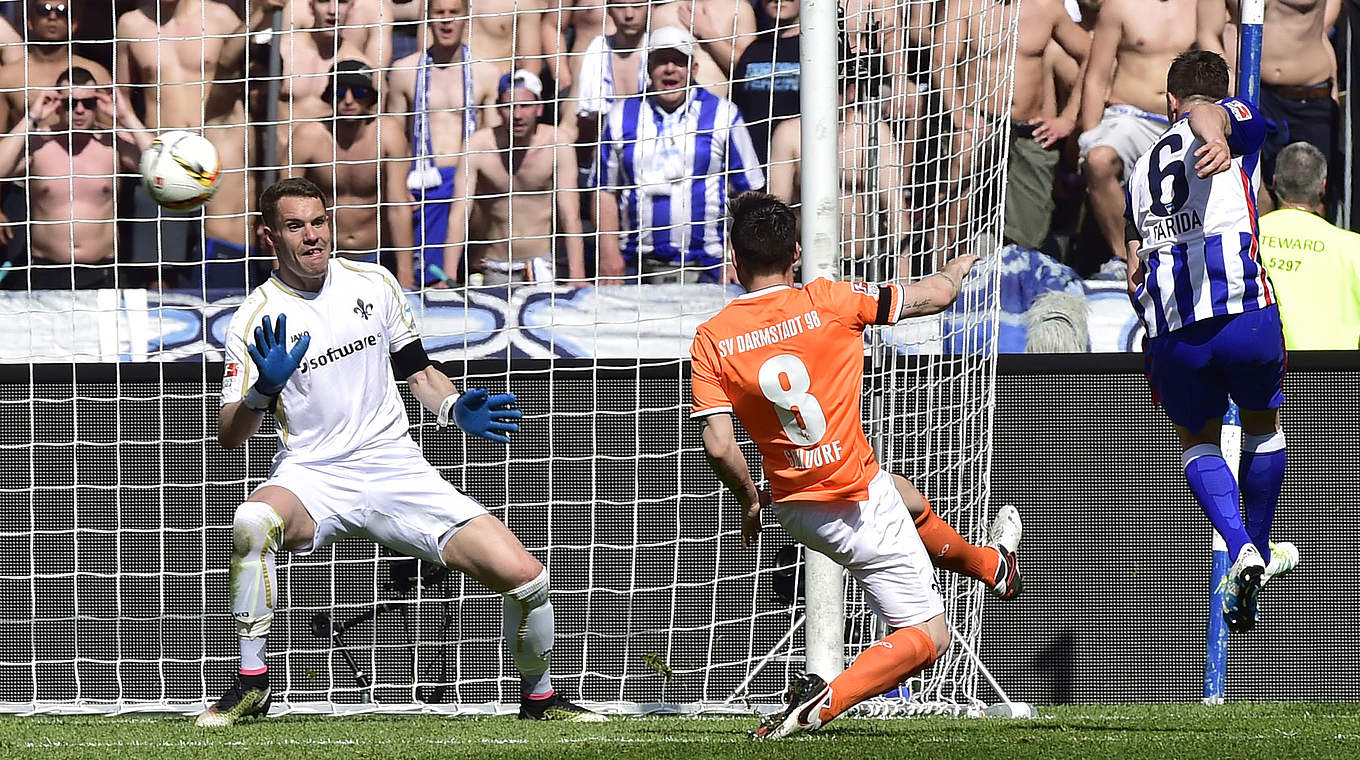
753;672;831;739
518;692;608;722
196;671;272;727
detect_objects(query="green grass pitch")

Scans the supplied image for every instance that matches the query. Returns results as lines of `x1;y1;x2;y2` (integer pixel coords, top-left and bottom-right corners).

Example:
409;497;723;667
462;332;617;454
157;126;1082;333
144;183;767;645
4;704;1360;760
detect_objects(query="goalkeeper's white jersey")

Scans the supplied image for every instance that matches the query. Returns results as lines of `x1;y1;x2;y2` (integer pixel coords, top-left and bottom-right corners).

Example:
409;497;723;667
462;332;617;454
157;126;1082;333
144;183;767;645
221;259;421;465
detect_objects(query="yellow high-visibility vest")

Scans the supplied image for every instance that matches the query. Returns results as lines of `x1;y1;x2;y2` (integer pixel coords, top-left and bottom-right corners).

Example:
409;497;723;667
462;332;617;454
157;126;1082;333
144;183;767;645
1258;208;1360;350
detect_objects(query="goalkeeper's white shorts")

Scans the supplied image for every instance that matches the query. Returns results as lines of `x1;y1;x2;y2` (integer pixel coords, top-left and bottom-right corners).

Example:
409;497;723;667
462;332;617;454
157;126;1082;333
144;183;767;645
260;441;487;564
774;468;945;629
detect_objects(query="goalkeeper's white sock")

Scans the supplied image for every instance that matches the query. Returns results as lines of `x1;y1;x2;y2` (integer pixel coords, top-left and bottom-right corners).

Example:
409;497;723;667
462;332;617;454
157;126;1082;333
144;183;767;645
231;501;283;674
503;567;554;698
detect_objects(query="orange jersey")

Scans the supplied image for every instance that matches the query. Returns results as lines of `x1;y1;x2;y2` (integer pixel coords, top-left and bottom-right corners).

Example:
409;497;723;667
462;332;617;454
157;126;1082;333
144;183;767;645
690;278;912;503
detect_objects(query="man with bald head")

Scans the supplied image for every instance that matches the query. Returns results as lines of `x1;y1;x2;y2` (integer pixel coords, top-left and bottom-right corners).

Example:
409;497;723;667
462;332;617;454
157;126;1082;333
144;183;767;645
1079;0;1196;278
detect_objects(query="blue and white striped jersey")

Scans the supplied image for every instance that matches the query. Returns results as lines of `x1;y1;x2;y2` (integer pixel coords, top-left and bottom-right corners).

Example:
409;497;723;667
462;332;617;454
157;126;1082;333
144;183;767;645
1126;98;1273;338
596;88;765;269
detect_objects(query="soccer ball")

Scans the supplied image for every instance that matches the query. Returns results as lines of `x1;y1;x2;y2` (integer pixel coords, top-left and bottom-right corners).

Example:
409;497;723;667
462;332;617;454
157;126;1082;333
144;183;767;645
139;130;221;211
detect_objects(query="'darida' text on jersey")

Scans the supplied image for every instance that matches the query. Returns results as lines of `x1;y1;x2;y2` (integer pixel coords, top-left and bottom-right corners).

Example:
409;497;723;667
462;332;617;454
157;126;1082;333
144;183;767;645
1147;209;1204;243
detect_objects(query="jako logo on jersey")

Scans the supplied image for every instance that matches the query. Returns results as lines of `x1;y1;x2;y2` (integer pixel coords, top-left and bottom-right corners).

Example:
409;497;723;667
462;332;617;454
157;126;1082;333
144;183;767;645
290;330;310;345
354;298;374;320
298;333;380;374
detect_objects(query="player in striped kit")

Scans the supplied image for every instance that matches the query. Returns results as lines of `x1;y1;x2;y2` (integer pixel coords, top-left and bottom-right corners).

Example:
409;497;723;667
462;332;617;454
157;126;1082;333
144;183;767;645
1125;50;1298;635
197;178;601;726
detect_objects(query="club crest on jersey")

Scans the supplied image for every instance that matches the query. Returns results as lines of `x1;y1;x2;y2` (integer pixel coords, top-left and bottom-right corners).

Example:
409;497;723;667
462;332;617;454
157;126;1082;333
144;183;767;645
354;298;374;320
1225;100;1251;121
225;361;241;378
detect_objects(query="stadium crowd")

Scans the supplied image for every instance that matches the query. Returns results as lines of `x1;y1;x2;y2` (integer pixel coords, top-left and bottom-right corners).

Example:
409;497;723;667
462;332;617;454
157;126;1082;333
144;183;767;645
0;0;1355;342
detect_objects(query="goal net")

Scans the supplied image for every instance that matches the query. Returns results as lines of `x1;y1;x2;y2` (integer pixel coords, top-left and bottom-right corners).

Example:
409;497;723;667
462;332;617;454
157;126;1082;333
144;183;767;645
0;0;1013;715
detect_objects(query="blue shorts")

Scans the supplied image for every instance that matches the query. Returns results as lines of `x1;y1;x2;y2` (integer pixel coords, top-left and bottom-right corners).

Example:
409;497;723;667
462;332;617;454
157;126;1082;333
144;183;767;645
1145;305;1286;430
412;165;457;285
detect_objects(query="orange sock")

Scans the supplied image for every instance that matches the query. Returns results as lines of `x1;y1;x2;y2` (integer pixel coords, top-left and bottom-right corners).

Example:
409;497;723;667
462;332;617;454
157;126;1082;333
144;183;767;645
820;626;938;724
914;499;1001;586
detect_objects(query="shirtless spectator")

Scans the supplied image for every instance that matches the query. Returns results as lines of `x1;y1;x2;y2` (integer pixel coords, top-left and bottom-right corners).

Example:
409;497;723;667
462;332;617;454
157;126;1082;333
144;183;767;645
279;0;397;66
0;69;151;290
468;0;546;76
0;2;112;264
288;61;415;286
841;0;930;123
540;0;585;95
767;65;910;274
388;0;500;287
199;0;308;291
1197;0;1340;211
270;0;368;129
0;2;111;130
445;70;585;285
342;0;397;66
117;0;248;289
1078;0;1194;278
933;0;1090;256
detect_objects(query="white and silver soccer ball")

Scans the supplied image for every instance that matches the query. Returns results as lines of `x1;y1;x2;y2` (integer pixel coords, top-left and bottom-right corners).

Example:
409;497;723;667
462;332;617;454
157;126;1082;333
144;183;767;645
139;130;221;211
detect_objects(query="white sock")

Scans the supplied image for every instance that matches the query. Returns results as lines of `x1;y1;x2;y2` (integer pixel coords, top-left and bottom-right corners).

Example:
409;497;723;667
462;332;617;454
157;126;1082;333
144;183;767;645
231;501;283;673
240;637;267;674
503;567;554;698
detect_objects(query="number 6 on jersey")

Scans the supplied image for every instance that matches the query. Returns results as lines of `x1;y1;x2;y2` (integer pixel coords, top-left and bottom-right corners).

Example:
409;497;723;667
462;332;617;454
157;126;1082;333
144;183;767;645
757;354;826;446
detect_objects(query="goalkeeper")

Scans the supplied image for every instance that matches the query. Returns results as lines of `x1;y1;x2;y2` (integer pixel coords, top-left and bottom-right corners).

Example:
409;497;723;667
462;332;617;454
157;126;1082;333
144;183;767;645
691;191;994;738
198;178;601;726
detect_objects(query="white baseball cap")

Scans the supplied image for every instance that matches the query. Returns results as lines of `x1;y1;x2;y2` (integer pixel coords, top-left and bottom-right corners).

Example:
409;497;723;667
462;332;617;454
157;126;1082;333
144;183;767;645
498;68;544;99
647;26;696;58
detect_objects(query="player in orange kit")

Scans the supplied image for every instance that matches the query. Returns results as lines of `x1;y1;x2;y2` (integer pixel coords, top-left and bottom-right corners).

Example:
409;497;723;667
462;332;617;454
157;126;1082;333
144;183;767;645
691;191;991;738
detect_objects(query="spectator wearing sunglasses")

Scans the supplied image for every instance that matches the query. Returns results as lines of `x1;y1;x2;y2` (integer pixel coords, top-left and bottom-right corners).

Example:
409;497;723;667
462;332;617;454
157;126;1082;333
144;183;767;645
0;1;112;268
286;61;416;287
0;67;152;290
270;0;369;127
444;70;586;286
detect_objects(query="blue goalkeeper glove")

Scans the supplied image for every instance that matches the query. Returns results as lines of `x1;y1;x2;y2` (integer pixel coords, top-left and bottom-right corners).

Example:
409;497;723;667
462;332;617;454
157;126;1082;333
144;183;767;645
246;314;310;397
451;388;521;444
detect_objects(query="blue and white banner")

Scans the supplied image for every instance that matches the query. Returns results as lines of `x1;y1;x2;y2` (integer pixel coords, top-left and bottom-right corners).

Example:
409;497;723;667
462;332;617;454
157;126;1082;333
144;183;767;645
2;247;1146;362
